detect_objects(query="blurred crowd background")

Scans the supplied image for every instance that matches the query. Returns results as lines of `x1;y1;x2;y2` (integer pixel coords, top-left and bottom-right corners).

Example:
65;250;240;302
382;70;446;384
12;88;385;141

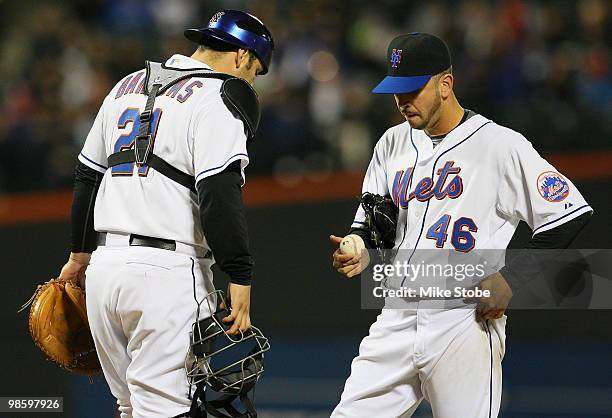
1;0;610;194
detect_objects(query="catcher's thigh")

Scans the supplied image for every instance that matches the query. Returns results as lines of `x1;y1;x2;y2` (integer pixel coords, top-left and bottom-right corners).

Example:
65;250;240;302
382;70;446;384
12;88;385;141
86;246;214;418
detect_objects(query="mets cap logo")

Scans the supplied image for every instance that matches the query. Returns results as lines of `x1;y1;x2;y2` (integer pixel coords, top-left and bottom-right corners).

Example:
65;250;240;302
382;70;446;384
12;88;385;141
537;171;570;202
391;49;403;68
209;11;225;24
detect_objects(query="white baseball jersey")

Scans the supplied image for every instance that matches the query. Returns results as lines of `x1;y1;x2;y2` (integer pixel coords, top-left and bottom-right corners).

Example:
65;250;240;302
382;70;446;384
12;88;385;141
352;113;592;251
78;54;249;249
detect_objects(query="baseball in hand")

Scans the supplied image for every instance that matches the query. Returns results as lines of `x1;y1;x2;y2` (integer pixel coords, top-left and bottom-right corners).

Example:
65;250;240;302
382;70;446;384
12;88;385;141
339;234;366;257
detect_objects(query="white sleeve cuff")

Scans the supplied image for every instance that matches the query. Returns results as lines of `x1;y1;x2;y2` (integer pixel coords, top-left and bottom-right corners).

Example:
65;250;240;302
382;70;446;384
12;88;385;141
532;204;593;235
195;153;249;185
78;152;107;174
351;220;368;229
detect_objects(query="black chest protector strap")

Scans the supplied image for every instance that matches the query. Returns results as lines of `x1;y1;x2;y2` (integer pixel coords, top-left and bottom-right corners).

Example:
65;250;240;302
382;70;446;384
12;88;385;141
107;61;237;194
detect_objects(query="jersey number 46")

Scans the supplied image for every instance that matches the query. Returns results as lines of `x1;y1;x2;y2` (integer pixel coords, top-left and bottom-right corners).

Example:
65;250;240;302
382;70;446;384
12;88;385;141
426;215;477;252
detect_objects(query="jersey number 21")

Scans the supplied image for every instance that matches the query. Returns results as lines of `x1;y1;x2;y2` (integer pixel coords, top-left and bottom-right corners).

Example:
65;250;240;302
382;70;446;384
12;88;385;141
112;107;163;176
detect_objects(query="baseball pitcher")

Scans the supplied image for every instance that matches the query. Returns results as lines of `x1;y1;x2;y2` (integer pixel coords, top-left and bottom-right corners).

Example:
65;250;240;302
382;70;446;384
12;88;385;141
330;33;592;417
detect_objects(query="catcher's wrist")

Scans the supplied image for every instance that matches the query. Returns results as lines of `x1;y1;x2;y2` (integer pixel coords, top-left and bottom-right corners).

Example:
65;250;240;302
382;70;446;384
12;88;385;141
229;280;251;286
69;252;91;265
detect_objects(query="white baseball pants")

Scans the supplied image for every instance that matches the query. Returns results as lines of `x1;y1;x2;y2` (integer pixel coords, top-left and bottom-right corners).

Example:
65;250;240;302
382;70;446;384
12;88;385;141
331;307;506;418
86;243;215;418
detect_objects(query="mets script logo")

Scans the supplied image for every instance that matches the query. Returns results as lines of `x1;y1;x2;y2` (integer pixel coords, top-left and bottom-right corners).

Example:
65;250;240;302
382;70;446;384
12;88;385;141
210;11;225;24
391;49;403;68
537;171;570;202
392;161;463;209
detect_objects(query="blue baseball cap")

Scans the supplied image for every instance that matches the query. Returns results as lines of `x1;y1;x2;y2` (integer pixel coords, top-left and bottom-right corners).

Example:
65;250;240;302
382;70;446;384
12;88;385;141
372;33;451;94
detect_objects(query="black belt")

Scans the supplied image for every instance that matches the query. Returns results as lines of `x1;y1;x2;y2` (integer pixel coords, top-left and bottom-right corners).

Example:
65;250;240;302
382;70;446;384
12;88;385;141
97;233;176;251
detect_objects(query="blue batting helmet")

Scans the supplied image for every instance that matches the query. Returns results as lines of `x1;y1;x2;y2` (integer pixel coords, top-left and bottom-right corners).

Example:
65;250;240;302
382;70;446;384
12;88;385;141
185;10;274;74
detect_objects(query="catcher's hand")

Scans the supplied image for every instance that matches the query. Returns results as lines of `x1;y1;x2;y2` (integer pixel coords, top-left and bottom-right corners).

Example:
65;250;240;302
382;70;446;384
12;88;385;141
58;252;90;289
221;283;252;336
20;278;101;375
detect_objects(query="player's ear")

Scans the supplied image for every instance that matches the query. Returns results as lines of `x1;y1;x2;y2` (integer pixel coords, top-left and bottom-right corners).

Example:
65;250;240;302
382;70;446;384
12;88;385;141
439;73;453;100
233;50;241;69
236;48;249;68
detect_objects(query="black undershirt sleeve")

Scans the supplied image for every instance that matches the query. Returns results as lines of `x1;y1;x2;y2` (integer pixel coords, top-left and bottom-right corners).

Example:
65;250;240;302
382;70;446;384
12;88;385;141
197;161;253;285
500;211;592;291
71;161;103;253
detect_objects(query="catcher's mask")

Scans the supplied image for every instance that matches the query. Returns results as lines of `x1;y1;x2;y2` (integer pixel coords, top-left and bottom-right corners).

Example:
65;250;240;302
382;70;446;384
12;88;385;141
185;291;270;418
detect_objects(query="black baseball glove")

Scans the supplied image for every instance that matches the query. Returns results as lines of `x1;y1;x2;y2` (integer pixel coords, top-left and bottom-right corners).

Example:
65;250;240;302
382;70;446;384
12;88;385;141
360;192;398;249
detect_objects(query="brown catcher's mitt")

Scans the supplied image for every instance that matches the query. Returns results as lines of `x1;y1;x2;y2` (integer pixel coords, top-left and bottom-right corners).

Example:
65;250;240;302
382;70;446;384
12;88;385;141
20;278;101;375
